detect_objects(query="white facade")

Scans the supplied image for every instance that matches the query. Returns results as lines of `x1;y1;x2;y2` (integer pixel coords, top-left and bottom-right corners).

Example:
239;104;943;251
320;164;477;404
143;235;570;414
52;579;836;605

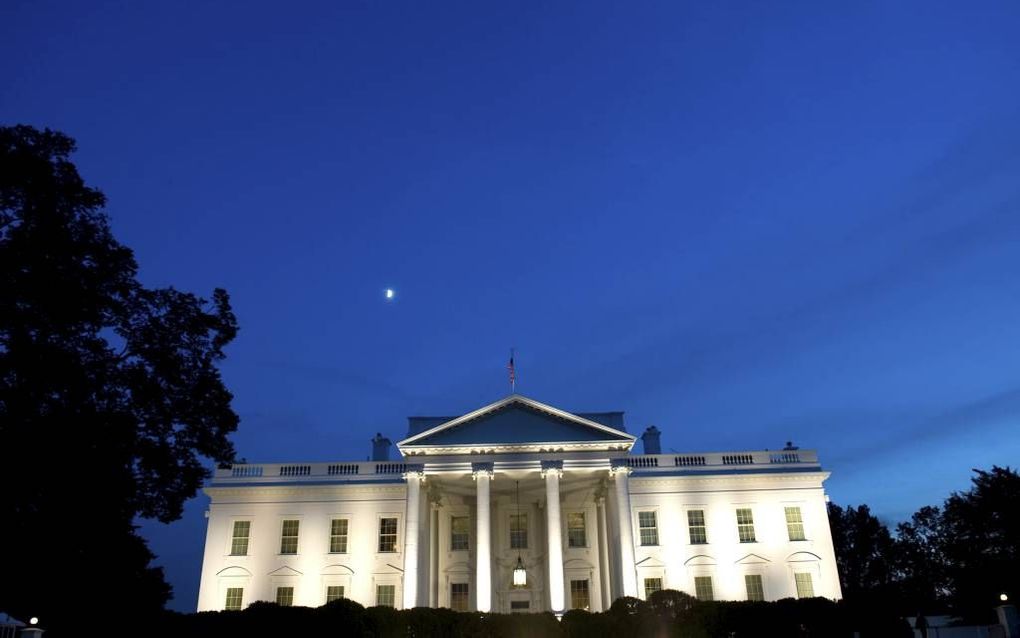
197;395;842;613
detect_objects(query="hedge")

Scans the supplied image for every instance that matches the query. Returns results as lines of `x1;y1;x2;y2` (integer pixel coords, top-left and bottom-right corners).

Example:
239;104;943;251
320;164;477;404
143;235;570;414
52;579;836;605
145;590;911;638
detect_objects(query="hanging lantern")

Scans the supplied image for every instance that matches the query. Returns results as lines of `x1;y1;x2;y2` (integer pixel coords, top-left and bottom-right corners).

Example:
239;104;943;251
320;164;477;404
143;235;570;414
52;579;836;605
512;480;527;588
513;555;527;588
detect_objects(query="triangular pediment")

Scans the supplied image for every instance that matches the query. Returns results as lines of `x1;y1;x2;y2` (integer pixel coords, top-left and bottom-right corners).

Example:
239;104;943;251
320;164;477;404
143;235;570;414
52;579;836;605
735;553;771;565
397;395;635;454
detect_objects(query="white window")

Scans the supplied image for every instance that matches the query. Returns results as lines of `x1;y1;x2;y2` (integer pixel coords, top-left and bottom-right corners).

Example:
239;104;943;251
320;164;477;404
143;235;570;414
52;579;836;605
326;585;344;602
794;572;814;598
451;516;469;551
694;576;714;601
736;508;756;543
567;512;587;548
638;511;659;546
687;510;707;544
510;513;528;549
230;520;251;556
450;583;469;611
643;577;662;598
280;519;300;554
330;519;349;553
570;579;590;610
377;584;396;607
275;586;294;606
745;574;765;601
224;587;244;611
785;507;806;541
378;517;398;553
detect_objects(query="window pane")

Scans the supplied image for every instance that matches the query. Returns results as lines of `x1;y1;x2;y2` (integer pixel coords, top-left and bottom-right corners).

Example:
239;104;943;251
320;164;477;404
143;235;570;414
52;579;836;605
451;516;470;551
694;576;714;601
570;579;590;610
736;508;756;543
280;519;300;554
326;586;344;602
377;584;396;607
225;587;243;611
745;575;765;601
568;512;586;548
639;511;659;546
688;510;707;544
785;507;806;541
330;518;349;553
643;577;662;598
276;586;294;606
450;583;469;611
795;572;814;598
231;520;251;556
379;517;398;552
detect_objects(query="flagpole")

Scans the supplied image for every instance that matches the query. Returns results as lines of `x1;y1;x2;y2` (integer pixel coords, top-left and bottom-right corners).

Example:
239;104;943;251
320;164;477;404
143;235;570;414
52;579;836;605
508;348;516;394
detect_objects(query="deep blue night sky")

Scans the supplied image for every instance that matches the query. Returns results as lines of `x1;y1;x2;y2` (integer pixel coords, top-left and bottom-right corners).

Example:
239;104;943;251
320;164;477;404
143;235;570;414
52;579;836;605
3;1;1020;612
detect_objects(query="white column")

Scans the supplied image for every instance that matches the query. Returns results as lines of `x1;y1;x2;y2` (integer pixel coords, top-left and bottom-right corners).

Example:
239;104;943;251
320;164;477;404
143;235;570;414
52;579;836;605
543;461;565;613
473;463;493;612
402;466;424;608
596;488;612;610
612;463;638;598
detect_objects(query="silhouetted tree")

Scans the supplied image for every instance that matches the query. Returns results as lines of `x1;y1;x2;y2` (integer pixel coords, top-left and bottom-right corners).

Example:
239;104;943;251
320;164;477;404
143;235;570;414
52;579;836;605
940;466;1020;619
893;505;950;613
827;503;897;601
0;126;239;633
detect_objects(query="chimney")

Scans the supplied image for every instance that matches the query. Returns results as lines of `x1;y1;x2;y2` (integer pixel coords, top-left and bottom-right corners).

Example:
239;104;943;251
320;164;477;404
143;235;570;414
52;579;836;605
371;433;391;461
641;426;661;455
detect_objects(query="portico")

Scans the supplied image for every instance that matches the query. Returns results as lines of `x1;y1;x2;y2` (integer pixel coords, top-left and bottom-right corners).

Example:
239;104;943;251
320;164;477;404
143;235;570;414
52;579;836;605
397;395;638;613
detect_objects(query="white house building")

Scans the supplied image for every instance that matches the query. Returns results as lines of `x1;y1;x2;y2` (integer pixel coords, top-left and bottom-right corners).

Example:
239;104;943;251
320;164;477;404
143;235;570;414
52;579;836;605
196;395;842;614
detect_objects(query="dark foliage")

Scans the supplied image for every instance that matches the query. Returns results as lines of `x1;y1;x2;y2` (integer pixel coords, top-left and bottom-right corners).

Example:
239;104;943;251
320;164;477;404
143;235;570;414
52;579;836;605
0;125;239;633
827;503;896;599
830;466;1020;619
147;594;910;638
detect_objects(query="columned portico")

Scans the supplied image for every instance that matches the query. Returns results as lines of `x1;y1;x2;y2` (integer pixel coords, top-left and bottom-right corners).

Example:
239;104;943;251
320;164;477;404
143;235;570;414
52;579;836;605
611;461;638;598
472;462;494;612
541;460;565;613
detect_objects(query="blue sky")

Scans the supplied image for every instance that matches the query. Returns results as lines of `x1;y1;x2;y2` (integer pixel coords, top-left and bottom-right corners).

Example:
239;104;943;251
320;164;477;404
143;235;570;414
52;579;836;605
3;0;1020;612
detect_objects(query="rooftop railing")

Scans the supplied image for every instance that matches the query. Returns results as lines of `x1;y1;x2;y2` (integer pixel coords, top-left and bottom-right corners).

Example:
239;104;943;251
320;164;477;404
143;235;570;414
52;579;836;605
213;461;408;483
214;449;819;485
627;449;819;470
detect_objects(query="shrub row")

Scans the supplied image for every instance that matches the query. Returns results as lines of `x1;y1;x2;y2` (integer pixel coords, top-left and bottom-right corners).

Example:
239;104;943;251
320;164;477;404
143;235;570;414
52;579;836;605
151;590;912;638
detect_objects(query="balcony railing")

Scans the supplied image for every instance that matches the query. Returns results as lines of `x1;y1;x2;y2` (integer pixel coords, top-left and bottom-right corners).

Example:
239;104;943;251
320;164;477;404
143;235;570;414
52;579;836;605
215;461;408;483
630;449;819;471
214;450;818;485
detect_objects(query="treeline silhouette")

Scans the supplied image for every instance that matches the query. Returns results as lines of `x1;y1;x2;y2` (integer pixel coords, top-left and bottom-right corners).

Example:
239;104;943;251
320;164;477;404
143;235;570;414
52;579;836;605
829;465;1020;623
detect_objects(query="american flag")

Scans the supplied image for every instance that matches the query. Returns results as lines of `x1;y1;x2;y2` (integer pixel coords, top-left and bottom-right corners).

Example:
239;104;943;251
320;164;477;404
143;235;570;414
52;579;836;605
508;349;516;392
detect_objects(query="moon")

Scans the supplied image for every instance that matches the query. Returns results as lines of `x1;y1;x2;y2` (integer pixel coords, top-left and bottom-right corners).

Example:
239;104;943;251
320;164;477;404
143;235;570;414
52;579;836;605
385;288;395;300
